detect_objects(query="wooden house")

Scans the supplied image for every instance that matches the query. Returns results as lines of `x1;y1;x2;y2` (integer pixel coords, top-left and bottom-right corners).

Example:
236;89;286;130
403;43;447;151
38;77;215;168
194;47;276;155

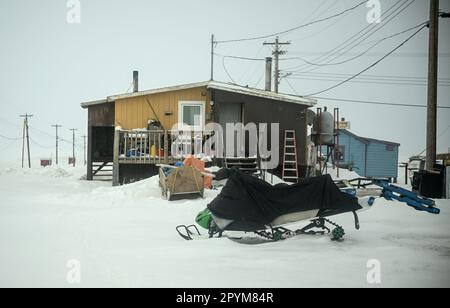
337;129;400;181
81;78;316;185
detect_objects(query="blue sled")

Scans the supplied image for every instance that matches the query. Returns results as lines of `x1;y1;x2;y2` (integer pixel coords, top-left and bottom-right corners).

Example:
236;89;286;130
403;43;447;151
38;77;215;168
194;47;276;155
374;181;440;215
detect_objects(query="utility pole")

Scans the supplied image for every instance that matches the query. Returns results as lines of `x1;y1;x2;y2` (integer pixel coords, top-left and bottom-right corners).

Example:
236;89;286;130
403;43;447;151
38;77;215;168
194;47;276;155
210;34;215;81
82;135;87;166
264;36;291;93
20;114;33;168
51;124;62;165
70;129;77;167
426;0;439;171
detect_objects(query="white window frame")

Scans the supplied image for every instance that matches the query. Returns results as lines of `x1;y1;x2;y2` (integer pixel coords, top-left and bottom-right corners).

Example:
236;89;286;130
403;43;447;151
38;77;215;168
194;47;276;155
178;101;206;131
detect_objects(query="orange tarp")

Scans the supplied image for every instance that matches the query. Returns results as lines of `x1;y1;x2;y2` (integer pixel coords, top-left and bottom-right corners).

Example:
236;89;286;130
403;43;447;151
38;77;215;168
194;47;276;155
183;157;212;188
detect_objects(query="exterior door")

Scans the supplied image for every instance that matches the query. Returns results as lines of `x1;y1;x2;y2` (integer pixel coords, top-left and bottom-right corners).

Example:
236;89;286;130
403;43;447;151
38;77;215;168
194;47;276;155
218;102;243;157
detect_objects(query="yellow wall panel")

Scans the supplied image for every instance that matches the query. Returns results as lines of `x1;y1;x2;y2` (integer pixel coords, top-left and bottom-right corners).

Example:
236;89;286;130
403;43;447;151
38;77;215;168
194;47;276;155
115;86;211;130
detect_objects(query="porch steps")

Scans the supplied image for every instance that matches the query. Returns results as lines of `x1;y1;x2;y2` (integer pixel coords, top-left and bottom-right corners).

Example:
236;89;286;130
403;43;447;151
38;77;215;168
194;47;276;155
91;161;113;181
225;157;260;175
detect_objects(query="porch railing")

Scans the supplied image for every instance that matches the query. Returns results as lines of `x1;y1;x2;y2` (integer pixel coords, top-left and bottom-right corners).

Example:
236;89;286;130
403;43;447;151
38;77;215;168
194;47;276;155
115;129;215;165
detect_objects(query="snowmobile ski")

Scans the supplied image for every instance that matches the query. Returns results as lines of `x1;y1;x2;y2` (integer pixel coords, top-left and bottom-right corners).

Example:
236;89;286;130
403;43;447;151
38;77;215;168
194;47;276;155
176;224;201;241
176;217;347;243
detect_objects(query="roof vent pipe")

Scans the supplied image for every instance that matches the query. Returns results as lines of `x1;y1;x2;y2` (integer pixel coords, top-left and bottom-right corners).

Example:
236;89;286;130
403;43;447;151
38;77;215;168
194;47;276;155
265;57;272;91
133;71;139;93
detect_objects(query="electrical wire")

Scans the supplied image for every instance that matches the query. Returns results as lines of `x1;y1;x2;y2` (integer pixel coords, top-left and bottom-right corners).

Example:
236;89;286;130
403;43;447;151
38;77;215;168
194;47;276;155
0;134;22;141
0;139;20;153
215;1;367;44
309;96;450;110
287;51;450;58
285;71;450;82
281;21;429;68
415;125;450;156
287;76;450;87
29;138;54;149
304;24;428;97
222;56;237;84
214;53;265;61
288;0;414;72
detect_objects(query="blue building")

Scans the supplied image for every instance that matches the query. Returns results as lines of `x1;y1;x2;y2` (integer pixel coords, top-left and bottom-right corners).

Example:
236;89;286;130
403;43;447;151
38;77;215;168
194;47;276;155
336;129;400;181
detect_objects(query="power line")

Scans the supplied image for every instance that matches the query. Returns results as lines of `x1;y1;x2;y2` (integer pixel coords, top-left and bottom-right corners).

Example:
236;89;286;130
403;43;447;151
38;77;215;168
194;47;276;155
287;76;450;87
416;125;450;157
284;78;300;96
286;51;450;58
287;1;353;43
214;53;265;61
222;56;237;84
215;1;367;44
214;21;431;83
285;71;450;82
290;0;415;73
301;0;333;24
28;124;83;150
309;96;450;110
0;139;20;153
29;138;54;149
0;133;21;141
282;21;429;68
304;24;428;97
238;44;266;85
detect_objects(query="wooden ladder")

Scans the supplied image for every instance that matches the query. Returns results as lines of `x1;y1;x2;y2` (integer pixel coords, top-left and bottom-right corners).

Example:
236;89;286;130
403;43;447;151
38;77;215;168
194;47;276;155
282;130;299;183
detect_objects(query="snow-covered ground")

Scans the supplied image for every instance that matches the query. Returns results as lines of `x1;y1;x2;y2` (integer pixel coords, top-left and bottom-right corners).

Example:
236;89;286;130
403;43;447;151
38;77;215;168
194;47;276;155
0;164;449;288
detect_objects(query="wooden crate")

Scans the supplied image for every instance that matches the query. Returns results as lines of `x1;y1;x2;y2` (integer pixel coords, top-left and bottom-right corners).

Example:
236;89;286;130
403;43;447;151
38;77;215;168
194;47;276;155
159;166;204;201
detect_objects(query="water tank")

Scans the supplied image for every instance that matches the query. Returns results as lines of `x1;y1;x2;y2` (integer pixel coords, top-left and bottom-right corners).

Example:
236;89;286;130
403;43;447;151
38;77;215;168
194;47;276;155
312;108;334;146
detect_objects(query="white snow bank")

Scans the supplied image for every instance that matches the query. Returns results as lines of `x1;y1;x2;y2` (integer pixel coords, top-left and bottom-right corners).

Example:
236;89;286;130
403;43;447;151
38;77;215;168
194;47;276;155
0;164;84;178
326;166;361;181
0;165;449;288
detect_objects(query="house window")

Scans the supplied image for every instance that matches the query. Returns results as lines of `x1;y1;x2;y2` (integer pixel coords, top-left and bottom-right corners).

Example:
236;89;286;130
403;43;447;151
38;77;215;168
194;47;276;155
386;144;394;151
178;101;205;130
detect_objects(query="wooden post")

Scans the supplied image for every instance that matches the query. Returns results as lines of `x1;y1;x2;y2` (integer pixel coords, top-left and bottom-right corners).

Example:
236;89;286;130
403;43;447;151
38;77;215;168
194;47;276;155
446;166;450;199
164;130;169;164
112;129;120;186
405;162;409;185
86;126;93;180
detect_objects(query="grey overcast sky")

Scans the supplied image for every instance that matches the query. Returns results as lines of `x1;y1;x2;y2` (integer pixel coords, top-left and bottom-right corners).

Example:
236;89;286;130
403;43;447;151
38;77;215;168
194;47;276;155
0;0;449;163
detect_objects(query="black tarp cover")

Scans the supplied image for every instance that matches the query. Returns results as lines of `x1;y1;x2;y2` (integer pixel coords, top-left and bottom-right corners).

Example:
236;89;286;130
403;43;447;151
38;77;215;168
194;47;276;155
208;171;361;226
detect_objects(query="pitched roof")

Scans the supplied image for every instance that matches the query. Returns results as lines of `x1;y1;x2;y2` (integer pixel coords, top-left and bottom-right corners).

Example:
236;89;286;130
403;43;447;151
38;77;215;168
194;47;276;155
81;80;316;108
340;129;400;147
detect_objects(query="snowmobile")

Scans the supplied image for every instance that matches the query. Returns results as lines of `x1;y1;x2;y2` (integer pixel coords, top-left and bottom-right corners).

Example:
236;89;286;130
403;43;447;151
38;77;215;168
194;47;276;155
176;169;440;244
176;170;373;243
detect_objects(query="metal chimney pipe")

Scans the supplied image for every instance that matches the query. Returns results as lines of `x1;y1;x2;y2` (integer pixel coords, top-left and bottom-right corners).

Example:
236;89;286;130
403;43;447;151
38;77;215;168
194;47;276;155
133;71;139;93
265;57;272;91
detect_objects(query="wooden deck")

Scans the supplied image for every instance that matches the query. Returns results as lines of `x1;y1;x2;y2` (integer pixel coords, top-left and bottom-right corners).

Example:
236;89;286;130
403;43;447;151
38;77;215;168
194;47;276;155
113;129;214;170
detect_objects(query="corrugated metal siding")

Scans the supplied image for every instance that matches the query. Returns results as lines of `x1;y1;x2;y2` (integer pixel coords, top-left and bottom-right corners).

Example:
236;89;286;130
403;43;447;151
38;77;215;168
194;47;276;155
114;86;212;130
366;142;399;178
338;131;366;176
